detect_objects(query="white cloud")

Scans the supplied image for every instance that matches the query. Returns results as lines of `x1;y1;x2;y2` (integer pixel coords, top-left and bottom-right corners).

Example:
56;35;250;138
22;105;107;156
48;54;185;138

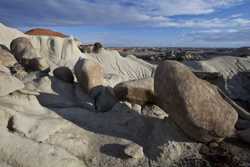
0;0;245;26
0;0;249;47
156;17;250;29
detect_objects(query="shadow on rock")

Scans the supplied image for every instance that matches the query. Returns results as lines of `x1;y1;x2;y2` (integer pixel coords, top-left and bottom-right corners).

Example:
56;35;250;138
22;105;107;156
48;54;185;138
48;102;192;161
100;144;130;159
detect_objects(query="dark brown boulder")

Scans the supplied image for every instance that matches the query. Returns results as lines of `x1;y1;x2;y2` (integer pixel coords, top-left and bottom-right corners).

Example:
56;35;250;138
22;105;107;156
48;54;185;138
154;60;238;142
53;67;74;83
114;78;154;105
93;42;103;53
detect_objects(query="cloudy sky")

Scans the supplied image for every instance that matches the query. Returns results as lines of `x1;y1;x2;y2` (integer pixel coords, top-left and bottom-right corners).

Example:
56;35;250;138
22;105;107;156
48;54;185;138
0;0;250;47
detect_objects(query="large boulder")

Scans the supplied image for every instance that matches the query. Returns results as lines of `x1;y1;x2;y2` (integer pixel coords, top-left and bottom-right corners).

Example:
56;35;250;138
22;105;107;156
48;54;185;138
184;56;250;106
114;78;154;105
10;37;48;71
154;60;238;142
53;66;74;83
74;59;104;93
91;86;118;112
0;70;24;96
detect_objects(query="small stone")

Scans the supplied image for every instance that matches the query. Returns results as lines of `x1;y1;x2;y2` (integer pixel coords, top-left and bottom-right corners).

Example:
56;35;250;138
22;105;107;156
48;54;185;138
131;104;142;114
209;142;219;148
124;143;144;159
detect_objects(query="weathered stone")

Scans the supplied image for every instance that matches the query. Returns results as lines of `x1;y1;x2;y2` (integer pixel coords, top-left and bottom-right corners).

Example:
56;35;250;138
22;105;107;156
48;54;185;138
124;143;144;159
74;59;104;93
154;60;238;142
53;66;74;83
0;71;24;96
114;78;154;105
0;128;87;167
0;44;17;67
0;65;11;74
10;37;49;71
93;42;103;53
91;86;118;112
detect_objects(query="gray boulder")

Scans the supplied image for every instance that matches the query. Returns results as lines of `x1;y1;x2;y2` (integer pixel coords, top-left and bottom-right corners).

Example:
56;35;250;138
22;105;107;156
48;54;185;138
91;86;118;112
155;60;238;142
53;66;74;83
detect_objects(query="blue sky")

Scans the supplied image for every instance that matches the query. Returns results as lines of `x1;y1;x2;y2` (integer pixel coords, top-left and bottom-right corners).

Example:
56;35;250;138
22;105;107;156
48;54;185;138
0;0;250;47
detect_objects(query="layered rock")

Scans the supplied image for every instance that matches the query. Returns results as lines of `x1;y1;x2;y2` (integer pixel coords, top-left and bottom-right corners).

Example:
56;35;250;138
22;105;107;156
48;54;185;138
29;35;84;71
114;78;154;105
85;50;156;87
0;68;24;96
25;28;67;38
74;59;104;93
10;37;49;71
0;44;17;67
155;60;238;142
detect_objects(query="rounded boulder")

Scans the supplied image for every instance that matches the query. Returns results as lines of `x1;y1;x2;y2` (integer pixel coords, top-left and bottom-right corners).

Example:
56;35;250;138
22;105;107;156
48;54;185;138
74;59;104;93
154;60;238;142
53;67;74;83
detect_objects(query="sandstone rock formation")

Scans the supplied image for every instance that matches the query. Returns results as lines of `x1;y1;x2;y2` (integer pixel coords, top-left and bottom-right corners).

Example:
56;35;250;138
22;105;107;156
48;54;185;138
85;50;156;87
29;35;84;71
74;59;104;93
10;37;49;71
155;60;238;142
114;78;154;105
0;23;250;167
25;28;67;38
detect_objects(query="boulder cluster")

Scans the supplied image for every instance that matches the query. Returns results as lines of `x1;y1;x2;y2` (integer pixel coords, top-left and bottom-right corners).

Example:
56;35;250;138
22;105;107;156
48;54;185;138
0;23;250;167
